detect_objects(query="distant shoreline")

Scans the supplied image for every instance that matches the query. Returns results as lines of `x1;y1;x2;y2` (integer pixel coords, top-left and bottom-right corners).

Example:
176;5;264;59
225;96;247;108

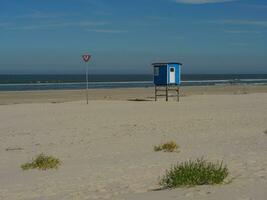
1;79;267;92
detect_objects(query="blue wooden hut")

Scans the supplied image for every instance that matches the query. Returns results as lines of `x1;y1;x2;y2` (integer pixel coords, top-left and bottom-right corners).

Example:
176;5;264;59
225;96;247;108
152;62;182;86
152;62;182;101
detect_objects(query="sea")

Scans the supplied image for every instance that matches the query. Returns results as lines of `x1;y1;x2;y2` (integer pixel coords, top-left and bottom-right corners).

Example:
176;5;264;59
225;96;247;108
0;74;267;91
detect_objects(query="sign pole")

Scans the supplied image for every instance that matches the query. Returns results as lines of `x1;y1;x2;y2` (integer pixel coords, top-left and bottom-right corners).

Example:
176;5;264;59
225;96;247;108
86;62;89;104
82;54;91;105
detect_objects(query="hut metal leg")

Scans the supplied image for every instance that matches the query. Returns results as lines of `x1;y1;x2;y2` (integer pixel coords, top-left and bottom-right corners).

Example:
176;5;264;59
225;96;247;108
177;87;180;102
155;86;157;101
166;86;168;101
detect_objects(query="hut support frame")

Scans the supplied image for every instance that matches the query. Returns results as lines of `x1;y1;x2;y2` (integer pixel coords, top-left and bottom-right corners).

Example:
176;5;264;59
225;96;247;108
155;85;180;102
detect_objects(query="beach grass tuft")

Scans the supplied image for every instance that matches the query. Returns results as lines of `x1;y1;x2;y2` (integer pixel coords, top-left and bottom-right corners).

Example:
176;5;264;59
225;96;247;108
154;141;179;152
264;130;267;135
160;158;228;188
21;153;61;170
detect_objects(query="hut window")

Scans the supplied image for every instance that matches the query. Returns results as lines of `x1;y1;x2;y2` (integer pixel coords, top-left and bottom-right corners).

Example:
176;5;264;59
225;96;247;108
170;67;174;72
154;67;159;76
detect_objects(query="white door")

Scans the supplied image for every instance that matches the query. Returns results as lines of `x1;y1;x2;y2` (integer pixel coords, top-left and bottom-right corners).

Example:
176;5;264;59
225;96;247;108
170;67;175;83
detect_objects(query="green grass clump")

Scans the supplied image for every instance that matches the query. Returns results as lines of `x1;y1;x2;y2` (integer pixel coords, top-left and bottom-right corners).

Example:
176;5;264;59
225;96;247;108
21;153;61;170
154;141;179;152
160;158;228;188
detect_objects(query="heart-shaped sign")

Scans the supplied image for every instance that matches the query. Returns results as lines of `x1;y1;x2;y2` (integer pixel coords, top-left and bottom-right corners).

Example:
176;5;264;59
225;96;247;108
82;54;91;62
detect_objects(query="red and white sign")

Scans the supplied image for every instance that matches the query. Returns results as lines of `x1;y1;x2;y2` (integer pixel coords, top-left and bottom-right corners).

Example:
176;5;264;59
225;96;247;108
82;54;91;62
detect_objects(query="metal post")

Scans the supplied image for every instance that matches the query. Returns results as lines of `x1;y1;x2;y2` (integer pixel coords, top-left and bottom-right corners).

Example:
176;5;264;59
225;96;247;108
82;54;91;104
166;85;168;101
86;63;89;104
177;86;180;102
155;86;157;101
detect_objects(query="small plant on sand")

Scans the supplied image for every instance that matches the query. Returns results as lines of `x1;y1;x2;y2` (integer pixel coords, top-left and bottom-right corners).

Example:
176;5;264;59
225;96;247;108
160;158;228;188
264;130;267;135
21;153;61;170
154;141;179;152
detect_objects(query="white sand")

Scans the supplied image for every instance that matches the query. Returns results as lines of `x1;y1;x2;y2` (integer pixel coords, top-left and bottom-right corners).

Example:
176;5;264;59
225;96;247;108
0;92;267;200
1;85;267;105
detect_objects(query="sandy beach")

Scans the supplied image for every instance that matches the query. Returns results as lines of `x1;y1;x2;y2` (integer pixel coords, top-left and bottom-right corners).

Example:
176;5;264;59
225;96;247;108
0;85;267;200
1;85;267;105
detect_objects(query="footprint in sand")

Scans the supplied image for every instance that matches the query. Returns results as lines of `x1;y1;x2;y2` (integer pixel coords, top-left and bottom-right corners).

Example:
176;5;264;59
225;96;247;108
184;192;194;198
237;197;253;200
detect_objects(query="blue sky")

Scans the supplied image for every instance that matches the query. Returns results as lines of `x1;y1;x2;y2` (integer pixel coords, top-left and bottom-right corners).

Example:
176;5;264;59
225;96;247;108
0;0;267;74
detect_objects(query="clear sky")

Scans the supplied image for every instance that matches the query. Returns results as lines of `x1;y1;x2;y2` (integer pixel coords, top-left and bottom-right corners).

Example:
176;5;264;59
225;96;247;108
0;0;267;74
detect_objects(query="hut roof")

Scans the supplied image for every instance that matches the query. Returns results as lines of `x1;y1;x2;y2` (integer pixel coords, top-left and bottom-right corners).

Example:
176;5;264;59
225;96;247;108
152;62;182;66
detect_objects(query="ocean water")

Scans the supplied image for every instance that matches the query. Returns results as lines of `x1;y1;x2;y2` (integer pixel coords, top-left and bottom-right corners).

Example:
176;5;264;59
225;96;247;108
0;74;267;91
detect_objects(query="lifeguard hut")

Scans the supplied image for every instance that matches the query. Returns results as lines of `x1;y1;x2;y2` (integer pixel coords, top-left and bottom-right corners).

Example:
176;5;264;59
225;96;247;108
152;62;182;101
